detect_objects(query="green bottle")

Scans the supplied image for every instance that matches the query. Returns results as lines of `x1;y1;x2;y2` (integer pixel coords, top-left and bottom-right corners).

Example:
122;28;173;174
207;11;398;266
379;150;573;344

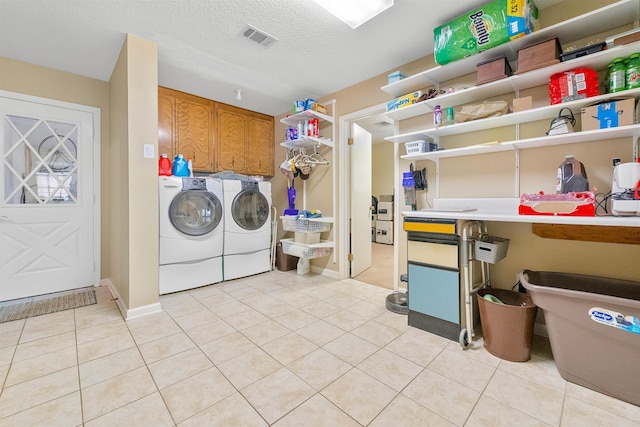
609;58;626;92
626;53;640;89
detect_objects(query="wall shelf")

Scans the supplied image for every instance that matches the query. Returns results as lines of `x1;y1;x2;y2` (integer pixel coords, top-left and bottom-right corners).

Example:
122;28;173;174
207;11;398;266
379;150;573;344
381;0;640;99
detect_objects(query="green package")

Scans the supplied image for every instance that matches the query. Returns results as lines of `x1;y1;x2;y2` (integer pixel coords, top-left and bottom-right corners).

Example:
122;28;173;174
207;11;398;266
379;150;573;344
434;0;539;66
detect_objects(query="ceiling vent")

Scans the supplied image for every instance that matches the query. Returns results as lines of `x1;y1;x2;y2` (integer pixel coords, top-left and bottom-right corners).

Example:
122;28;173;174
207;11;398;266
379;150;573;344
241;25;278;48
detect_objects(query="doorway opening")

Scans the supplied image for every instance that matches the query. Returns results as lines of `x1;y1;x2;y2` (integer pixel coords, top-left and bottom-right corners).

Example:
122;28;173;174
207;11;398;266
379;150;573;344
338;103;399;291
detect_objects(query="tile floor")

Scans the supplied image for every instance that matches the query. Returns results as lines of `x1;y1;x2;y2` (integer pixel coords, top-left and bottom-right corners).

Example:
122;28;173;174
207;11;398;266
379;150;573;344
0;270;639;426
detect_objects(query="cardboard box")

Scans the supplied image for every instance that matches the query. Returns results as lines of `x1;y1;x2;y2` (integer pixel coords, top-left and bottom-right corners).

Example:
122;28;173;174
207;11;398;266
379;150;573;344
513;96;533;112
379;194;394;202
581;98;636;131
388;71;407;84
516;37;561;74
434;0;539;65
386;91;422;112
477;56;513;85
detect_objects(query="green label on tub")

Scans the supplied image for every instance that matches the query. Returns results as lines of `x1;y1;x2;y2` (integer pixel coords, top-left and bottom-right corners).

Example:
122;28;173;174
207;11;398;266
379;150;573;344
589;307;640;334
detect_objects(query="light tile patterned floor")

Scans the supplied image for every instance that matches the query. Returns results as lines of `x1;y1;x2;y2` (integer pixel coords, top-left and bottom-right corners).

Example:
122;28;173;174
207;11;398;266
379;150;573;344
0;270;639;426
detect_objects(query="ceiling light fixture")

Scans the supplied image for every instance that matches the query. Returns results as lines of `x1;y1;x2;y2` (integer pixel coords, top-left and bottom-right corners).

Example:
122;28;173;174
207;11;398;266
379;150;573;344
312;0;394;29
235;89;243;101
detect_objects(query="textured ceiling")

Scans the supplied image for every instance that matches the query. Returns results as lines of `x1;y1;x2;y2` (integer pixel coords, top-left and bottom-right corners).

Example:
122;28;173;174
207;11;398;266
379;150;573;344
1;0;560;117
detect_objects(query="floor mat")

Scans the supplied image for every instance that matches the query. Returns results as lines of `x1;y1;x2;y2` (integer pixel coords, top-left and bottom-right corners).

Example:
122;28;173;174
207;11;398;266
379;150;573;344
0;287;97;323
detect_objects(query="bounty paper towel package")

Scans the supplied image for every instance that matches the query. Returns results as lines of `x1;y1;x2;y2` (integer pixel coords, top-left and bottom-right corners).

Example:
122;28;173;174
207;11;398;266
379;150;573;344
434;0;539;65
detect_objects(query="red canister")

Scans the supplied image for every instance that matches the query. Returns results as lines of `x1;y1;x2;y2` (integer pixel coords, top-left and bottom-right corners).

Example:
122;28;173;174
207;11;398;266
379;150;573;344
158;153;172;176
549;68;599;105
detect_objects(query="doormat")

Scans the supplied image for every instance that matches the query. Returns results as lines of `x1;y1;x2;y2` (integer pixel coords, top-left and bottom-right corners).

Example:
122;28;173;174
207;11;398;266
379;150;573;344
0;287;97;323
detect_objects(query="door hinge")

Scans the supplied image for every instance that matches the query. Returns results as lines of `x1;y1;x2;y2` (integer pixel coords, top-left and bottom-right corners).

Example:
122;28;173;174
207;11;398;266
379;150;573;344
348;253;354;262
348;137;354;146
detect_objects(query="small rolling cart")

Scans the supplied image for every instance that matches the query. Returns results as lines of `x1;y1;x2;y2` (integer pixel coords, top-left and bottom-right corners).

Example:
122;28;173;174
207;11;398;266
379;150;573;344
459;221;510;348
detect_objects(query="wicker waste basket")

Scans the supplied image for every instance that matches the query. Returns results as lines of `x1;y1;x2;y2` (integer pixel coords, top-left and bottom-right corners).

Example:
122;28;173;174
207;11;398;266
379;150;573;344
477;288;538;362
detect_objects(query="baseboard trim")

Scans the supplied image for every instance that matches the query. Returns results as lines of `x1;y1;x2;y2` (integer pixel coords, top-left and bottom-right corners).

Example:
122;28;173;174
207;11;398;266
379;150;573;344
534;322;549;338
101;278;163;320
310;265;340;279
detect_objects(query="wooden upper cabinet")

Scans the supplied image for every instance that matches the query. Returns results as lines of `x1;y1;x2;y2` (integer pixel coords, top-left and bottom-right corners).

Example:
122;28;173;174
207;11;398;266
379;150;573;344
158;90;175;159
159;87;274;176
216;106;247;173
216;103;274;176
247;116;274;176
158;87;214;172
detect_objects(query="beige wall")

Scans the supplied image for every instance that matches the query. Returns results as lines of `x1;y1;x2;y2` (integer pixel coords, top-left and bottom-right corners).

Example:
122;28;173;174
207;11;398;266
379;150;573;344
0;56;112;279
108;34;159;311
372;143;394;199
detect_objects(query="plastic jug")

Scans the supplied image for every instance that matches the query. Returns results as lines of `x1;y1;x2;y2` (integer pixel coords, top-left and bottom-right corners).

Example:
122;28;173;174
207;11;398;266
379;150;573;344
172;154;189;177
556;155;589;193
158;153;172;176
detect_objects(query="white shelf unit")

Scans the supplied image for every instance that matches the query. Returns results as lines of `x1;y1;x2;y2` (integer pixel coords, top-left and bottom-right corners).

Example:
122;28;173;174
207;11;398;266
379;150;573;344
279;101;337;262
382;0;640;100
280;108;335;149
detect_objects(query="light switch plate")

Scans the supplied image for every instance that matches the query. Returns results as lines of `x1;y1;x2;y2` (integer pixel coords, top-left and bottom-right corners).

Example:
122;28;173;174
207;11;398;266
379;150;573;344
144;144;154;159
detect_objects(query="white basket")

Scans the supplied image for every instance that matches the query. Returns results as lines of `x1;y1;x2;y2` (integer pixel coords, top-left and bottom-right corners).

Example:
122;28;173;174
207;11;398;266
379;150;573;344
404;139;435;154
281;238;332;259
280;216;332;233
474;236;510;264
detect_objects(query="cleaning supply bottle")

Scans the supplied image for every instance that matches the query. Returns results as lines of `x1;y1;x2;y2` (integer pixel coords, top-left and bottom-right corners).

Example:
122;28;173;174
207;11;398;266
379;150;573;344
172;154;189;177
434;105;443;128
556;155;589;194
158;153;172;176
187;158;194;177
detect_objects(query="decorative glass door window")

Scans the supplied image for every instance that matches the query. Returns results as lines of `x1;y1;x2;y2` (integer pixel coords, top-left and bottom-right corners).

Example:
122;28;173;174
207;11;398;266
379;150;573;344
3;115;78;204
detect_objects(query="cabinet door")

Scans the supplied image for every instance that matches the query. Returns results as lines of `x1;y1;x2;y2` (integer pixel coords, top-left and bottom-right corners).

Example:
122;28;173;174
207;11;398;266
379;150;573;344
216;105;247;173
176;97;214;172
408;263;459;324
158;90;175;159
247;115;274;176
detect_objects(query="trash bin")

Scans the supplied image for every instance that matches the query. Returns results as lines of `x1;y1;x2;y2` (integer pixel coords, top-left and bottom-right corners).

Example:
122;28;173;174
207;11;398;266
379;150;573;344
477;288;538;362
519;270;640;407
275;243;298;271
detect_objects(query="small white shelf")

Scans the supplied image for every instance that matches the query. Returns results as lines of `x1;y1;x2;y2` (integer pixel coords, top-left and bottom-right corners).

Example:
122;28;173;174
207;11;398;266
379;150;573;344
381;0;640;98
280;109;334;126
280;238;334;259
400;124;640;161
281;136;333;149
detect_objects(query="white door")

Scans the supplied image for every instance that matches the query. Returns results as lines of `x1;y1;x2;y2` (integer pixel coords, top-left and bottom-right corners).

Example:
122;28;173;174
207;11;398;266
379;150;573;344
0;92;98;302
349;123;372;277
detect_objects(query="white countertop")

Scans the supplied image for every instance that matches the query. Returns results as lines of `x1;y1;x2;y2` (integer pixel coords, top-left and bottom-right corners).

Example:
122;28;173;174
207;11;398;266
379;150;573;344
402;199;640;227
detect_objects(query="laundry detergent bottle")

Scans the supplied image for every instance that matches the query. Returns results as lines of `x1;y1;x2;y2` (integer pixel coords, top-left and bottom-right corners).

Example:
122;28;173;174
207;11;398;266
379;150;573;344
159;153;172;176
556;155;589;193
172;154;189;177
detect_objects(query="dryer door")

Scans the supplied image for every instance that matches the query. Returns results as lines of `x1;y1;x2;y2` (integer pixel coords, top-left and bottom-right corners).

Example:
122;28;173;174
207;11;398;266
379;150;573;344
169;190;223;236
231;182;270;230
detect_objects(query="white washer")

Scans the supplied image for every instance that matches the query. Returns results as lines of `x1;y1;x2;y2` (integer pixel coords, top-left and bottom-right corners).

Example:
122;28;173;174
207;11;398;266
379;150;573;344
222;179;272;280
159;176;224;294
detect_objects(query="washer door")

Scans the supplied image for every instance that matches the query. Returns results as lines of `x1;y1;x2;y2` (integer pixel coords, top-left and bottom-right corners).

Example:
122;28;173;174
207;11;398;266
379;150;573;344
169;190;223;236
232;189;270;230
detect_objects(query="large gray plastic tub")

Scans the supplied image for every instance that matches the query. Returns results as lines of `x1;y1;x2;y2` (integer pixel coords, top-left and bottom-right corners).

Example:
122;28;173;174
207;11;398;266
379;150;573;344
519;270;640;407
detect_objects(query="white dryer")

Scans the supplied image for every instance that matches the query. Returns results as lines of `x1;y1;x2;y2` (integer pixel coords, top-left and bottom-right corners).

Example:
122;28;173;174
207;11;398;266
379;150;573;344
159;176;224;294
222;179;272;280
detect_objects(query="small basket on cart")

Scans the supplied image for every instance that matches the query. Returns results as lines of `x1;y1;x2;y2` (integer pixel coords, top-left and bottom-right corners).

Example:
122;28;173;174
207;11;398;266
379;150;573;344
474;236;510;264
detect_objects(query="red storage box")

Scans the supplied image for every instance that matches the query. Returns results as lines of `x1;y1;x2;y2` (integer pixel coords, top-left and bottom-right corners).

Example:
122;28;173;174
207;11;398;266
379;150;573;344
549;68;599;105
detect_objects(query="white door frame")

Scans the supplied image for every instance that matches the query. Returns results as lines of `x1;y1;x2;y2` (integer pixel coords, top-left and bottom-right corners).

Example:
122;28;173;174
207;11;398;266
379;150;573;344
0;90;101;290
337;102;400;289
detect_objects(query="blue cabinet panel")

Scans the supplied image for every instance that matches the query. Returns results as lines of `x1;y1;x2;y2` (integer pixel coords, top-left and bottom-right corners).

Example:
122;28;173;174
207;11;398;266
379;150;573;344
408;263;459;324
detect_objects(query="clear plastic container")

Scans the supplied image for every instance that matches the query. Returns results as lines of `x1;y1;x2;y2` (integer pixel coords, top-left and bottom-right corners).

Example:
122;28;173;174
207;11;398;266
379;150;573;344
556;155;589;194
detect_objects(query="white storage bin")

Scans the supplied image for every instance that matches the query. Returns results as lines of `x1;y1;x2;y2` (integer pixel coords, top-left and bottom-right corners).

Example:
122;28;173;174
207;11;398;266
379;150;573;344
404;139;437;154
281;238;333;259
280;216;333;233
376;220;393;245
